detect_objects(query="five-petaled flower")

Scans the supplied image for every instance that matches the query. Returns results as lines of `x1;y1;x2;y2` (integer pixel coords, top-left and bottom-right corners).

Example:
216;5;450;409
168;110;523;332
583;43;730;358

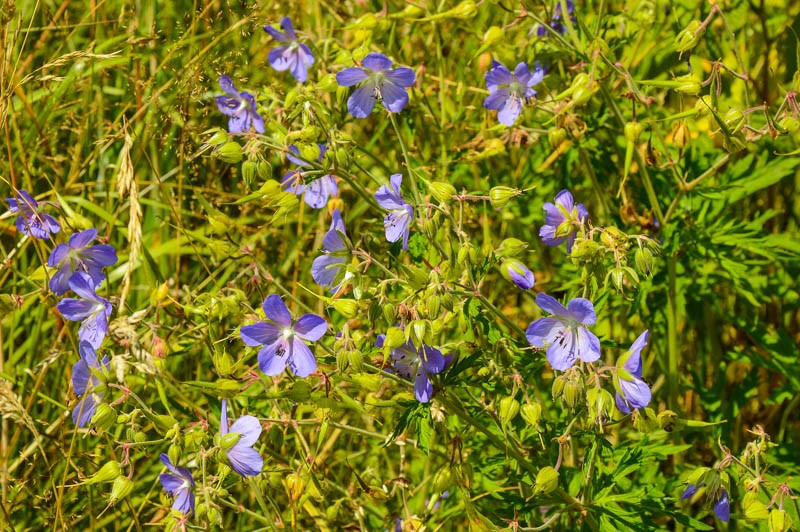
219;399;263;477
47;228;117;295
501;259;535;290
526;293;601;371
71;341;109;427
264;17;315;82
483;60;545;126
282;144;338;209
375;174;414;250
536;0;575;36
5;190;60;239
57;272;113;349
215;75;265;134
376;335;450;403
614;330;652;414
240;295;327;378
539;189;588;254
336;53;416;118
681;484;730;523
159;454;195;516
311;209;349;292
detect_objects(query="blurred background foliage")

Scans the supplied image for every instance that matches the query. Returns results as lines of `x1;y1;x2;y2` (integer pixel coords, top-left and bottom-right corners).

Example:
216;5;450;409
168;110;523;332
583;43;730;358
0;0;799;530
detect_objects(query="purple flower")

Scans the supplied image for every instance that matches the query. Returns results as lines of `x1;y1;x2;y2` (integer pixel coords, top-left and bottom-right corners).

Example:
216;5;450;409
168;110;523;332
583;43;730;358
47;228;117;295
311;209;349;292
71;341;109;427
281;144;338;209
264;17;314;82
376;335;449;403
483;61;545;127
501;260;535;290
526;293;601;371
215;75;265;134
336;53;416;118
57;273;112;349
240;295;327;378
539;189;588;254
159;454;195;516
219;399;263;477
680;483;701;500
714;489;730;522
536;0;576;36
614;330;652;414
375;174;414;250
5;190;60;239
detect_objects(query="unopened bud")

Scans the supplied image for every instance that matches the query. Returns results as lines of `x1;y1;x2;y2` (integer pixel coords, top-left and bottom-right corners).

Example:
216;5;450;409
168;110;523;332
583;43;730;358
216;142;243;164
675;75;701;95
624;122;644;143
384;327;406;349
489;186;522;210
498;396;520;424
496;238;528;258
500;260;535;290
108;476;134;504
482;26;504;46
634;248;655;276
563;378;584;409
533;466;559;495
332;299;359;318
548;127;567;148
433;468;453;492
521;402;543;427
285;473;306;501
552;374;567;400
674;20;704;54
220;432;242;451
451;0;478;19
85;461;122;485
429;181;456;203
241;160;258;187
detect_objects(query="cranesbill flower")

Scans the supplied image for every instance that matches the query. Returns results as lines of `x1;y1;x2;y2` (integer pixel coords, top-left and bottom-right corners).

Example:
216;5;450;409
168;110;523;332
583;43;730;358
614;330;652;415
215;75;265;134
376;335;449;403
483;61;545;127
57;272;112;349
539;189;588;254
336;53;415;118
282;144;338;208
526;293;601;371
47;228;117;295
536;0;575;36
311;209;349;292
501;260;535;290
219;399;263;477
375;174;413;250
681;484;730;523
71;341;109;427
159;454;195;516
240;295;327;378
5;190;60;239
264;17;314;82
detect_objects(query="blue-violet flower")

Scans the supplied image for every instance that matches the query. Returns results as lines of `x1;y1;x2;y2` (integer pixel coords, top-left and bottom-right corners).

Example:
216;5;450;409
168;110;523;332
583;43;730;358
47;228;117;295
614;330;652;414
282;144;338;209
526;293;601;371
71;341;110;427
375;173;414;250
536;0;575;36
240;295;327;378
311;209;349;292
484;61;545;126
376;335;450;403
219;399;263;477
264;17;314;82
215;75;265;134
57;272;112;349
501;259;535;290
159;454;195;516
336;53;415;118
539;189;588;254
5;190;60;239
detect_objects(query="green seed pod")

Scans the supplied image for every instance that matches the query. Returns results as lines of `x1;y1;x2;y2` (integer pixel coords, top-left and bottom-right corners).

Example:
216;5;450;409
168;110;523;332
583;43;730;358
167;444;181;468
384;327;406;349
336;349;349;373
548;127;568;148
91;403;116;432
587;387;614;425
108;476;134;504
496;237;528;258
426;293;441;318
348;350;364;373
674;75;702;95
257;160;271;179
285;473;306;502
624;122;644;143
482;25;504;46
694;95;714;116
533;466;559;495
316;73;339;93
216;142;243;164
332;299;359;318
724;108;745;133
134;431;147;444
433;468;453;492
723;135;747;153
632;408;659;433
563;378;584;409
570;239;600;260
634;247;655;276
498;396;520;424
241;160;258;187
383;303;396;323
85;461;122;485
520;402;543;427
457;245;470;266
778;116;800;134
451;0;478;19
206;506;223;526
674;20;704;54
206;128;229;146
429;181;457;203
552;374;567;400
489;186;522;210
769;509;792;532
116;413;130;424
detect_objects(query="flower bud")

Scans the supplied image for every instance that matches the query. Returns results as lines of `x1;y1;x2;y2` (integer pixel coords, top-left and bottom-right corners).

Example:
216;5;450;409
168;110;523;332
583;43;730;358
108;476;134;504
451;0;478;19
429;181;457;203
496;238;528;258
433;468;453;492
91;403;117;432
548;127;567;148
482;25;504;46
206;128;229;146
384;327;406;349
332;299;359;318
778;116;800;134
533;466;559;495
634;247;655;276
500;260;535;290
563;378;584;409
674;75;701;95
769;509;792;532
489;186;522;210
390;4;425;19
85;461;122;485
216;142;243;164
347;350;363;373
552;374;567;400
624;122;644;143
674;20;704;54
168;444;182;469
724;108;745;134
285;473;306;502
382;303;396;323
520;402;543;427
316;73;339;93
671;120;691;149
587;387;614;425
220;432;242;451
497;396;520;424
241;160;258;187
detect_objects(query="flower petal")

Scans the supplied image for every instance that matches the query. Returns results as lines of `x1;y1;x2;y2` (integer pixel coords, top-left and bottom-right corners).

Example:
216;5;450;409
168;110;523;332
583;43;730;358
615;392;631;415
72;395;97;427
258;342;289;376
159;473;184;494
57;298;96;321
347;80;378;118
288;339;317;378
294;314;327;341
414;369;434;403
714;490;730;522
619;377;651;410
575;326;601;363
535;293;570;318
525;317;565;348
218;75;238;95
384;209;412;244
311;254;345;288
290;52;309;82
379;80;410;113
384;67;415;87
240;322;282;347
362;52;392;72
173;487;195;515
483;88;510;111
268;46;294;71
78;311;109;349
567;297;596;325
485;62;513;91
546;339;578;371
229;415;262;447
220;399;228;436
262;295;292;326
420;345;446;374
263;24;289;42
497;94;523;126
227;445;263;477
336;67;369;87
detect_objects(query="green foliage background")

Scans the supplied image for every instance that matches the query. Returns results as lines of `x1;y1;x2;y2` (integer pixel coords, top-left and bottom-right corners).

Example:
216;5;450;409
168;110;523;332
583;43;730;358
0;0;799;530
